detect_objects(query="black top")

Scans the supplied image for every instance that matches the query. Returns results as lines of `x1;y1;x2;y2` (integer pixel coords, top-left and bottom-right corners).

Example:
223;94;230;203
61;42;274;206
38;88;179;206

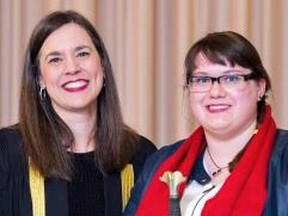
68;152;105;216
0;127;156;216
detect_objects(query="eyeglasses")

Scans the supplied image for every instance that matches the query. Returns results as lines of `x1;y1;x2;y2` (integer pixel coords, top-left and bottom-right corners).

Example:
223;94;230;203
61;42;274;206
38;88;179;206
186;71;259;92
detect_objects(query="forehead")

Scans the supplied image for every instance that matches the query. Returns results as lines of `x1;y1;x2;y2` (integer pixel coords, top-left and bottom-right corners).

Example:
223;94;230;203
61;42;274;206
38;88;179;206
194;52;229;67
40;23;94;54
193;52;249;75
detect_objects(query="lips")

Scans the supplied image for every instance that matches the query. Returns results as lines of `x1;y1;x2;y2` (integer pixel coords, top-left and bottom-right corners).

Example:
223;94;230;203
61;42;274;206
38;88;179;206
62;79;89;92
207;104;231;112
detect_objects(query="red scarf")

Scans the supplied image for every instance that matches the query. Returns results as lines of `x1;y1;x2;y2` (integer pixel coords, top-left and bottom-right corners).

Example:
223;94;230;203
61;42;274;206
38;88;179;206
135;106;276;216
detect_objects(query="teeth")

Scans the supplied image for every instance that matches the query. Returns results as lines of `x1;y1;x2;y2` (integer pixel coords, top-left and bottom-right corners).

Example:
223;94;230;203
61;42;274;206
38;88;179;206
63;80;87;89
208;104;230;110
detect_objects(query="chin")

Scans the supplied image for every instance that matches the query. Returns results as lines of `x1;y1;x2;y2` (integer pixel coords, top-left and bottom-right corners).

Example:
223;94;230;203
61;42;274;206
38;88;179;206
205;123;232;133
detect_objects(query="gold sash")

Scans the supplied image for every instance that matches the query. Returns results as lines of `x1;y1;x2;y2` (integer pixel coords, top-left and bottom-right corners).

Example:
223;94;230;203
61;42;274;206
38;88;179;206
29;161;45;216
29;162;134;215
121;164;134;210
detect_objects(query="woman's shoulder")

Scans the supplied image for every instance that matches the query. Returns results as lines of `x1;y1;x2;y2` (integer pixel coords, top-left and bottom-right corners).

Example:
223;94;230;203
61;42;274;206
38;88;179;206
131;136;186;174
0;126;29;215
0;125;20;135
140;139;185;171
138;135;157;153
272;129;288;156
152;139;185;157
131;136;156;166
264;129;288;215
136;137;185;162
269;128;288;177
0;125;22;153
0;126;25;171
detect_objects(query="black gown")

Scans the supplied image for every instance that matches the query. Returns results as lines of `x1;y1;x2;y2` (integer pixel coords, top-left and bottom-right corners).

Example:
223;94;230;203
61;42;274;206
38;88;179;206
0;127;156;216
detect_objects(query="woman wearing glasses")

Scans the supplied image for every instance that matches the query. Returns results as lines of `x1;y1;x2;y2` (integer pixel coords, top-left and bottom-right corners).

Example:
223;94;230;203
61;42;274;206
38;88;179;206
124;31;288;216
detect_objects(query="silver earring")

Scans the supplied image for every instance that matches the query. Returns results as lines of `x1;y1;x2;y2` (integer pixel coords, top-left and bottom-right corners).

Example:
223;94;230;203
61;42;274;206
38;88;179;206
258;95;263;101
39;87;47;100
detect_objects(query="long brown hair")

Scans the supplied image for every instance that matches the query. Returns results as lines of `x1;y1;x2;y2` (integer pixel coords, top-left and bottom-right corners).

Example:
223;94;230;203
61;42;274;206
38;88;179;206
19;10;139;180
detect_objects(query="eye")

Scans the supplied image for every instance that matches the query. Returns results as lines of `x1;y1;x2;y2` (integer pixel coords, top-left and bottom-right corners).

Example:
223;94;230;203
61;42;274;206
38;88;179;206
222;75;242;83
76;51;90;58
48;57;62;64
192;76;211;84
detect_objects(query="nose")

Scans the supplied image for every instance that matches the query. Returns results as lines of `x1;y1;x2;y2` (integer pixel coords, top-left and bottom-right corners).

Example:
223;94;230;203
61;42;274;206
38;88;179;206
64;56;80;74
208;80;226;98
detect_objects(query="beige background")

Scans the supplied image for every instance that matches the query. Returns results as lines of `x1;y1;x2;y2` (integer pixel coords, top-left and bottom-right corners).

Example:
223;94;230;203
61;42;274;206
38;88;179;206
0;0;287;147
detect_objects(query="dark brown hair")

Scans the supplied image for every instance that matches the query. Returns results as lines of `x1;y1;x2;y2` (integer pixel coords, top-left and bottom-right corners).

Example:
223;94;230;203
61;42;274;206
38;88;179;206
184;31;271;122
19;10;139;180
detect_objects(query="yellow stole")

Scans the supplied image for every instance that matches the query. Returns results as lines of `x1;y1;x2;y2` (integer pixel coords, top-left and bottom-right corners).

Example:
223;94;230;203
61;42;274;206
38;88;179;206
29;161;45;216
29;163;134;215
120;164;134;210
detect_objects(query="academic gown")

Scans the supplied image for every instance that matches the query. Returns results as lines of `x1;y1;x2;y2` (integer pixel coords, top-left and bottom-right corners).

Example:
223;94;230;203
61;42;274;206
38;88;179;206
0;127;156;216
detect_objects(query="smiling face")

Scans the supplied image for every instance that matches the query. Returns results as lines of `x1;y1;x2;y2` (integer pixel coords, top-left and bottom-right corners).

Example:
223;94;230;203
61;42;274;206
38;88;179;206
189;53;266;138
39;23;104;116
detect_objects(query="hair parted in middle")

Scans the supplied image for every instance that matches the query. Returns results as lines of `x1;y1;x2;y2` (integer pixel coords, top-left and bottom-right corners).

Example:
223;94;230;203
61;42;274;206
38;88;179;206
19;10;139;180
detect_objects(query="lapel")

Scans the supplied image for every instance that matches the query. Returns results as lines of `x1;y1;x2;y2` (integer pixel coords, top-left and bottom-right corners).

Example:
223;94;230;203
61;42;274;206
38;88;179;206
45;178;68;216
103;172;122;216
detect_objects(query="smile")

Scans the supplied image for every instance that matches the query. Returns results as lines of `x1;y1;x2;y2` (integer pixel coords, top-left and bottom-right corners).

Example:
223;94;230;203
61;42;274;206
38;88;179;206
207;104;231;112
62;79;89;92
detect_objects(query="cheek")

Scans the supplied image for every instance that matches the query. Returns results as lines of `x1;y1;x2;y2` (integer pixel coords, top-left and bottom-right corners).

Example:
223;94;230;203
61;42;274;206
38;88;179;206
39;70;48;87
39;60;50;85
231;91;259;121
38;63;46;87
86;61;102;81
39;67;58;88
236;88;258;105
238;95;258;111
88;56;102;75
96;65;103;77
89;64;104;92
189;94;205;116
90;64;103;83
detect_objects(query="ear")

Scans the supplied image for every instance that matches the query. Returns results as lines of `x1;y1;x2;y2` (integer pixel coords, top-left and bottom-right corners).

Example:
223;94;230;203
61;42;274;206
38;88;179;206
257;79;266;99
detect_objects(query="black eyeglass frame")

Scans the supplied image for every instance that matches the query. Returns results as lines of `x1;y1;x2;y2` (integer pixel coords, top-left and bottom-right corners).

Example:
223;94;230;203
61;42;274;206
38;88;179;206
186;71;260;86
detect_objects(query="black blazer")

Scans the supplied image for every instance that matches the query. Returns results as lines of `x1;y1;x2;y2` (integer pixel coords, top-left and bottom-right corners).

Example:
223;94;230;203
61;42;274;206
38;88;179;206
0;127;156;216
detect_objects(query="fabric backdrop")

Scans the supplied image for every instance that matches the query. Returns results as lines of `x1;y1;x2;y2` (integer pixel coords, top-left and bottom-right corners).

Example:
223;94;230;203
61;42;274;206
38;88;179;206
0;0;287;147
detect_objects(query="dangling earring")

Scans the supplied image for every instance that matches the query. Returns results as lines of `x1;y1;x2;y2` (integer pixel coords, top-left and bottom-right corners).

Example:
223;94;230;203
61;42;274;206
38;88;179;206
258;95;263;101
103;77;106;87
39;87;47;100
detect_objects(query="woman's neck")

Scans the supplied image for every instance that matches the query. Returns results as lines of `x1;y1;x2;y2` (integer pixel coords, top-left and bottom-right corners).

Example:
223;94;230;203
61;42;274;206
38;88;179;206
57;109;97;153
204;120;257;166
203;121;257;184
69;120;96;153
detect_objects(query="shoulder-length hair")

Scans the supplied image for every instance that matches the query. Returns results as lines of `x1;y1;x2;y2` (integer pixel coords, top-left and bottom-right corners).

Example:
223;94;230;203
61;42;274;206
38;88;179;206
184;31;271;122
19;10;139;180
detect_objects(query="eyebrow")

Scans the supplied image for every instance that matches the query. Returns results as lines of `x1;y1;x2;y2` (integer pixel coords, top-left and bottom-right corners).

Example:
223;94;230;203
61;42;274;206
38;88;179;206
74;45;92;52
193;69;244;76
43;45;93;61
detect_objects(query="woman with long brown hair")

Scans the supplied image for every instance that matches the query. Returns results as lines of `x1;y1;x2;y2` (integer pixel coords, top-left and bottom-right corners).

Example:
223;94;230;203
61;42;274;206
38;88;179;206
0;10;156;216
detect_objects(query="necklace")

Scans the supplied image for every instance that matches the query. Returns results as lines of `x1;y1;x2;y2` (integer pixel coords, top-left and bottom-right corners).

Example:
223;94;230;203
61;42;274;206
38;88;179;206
206;147;230;177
